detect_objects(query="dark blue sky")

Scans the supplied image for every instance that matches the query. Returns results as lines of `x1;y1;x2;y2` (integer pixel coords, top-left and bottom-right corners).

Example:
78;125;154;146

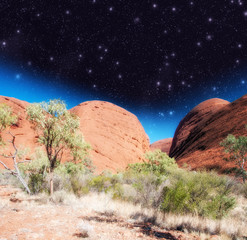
1;0;247;143
1;59;247;143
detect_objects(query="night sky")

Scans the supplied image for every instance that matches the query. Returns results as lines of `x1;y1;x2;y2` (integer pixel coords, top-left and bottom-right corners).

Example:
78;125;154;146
1;0;247;143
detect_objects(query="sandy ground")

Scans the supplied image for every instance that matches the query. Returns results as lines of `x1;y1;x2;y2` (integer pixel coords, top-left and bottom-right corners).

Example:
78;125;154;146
0;185;213;240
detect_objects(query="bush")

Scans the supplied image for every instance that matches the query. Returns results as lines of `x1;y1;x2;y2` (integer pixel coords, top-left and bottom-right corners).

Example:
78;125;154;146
19;148;93;195
161;171;236;219
19;148;49;194
127;150;177;176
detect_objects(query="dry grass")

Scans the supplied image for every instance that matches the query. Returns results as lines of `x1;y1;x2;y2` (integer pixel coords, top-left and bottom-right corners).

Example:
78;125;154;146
35;191;247;239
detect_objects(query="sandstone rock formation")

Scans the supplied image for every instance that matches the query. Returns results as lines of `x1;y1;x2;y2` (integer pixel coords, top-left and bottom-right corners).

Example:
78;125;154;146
169;95;247;171
150;138;173;155
70;101;150;172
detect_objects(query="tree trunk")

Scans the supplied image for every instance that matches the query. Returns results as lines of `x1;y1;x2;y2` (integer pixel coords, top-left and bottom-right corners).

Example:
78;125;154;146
17;173;31;195
50;169;54;195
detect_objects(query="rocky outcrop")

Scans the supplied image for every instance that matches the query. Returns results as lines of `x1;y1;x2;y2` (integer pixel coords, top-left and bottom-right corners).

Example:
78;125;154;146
169;96;247;171
150;138;173;155
70;101;150;172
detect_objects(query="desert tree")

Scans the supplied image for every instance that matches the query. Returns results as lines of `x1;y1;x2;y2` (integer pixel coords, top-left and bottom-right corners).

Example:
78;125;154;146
27;99;91;195
0;104;31;194
220;133;247;183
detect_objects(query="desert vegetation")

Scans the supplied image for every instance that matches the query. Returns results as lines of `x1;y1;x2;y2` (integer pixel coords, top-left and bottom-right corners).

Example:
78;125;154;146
1;148;247;239
0;100;247;239
220;130;247;183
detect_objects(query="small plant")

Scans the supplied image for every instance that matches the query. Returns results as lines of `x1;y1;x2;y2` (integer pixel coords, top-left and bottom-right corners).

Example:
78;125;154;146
19;148;49;194
77;221;94;238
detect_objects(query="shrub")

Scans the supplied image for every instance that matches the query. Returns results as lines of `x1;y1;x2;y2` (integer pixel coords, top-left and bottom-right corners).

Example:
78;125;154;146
19;148;49;194
127;150;177;176
161;171;236;219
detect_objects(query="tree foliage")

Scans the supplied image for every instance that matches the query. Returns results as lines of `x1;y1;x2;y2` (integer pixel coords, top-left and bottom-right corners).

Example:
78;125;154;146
0;104;17;144
220;134;247;182
27;99;91;194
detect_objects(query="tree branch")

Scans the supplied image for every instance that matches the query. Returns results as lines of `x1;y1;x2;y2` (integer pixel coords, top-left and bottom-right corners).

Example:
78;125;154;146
0;160;17;175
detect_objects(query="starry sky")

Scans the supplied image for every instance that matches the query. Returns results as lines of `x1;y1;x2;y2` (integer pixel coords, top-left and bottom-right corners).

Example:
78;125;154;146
1;0;247;143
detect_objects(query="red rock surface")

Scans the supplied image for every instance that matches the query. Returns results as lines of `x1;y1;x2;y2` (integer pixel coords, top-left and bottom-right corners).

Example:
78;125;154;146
150;138;173;155
169;95;247;171
0;96;38;169
70;101;150;173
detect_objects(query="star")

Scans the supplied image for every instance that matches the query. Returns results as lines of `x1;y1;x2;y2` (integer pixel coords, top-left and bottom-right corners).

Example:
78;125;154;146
169;111;174;115
134;17;140;24
158;112;165;117
153;4;158;8
206;35;213;41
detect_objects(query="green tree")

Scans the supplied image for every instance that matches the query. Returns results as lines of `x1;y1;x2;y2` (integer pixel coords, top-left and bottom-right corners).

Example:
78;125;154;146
220;134;247;182
27;99;91;195
0;104;31;194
